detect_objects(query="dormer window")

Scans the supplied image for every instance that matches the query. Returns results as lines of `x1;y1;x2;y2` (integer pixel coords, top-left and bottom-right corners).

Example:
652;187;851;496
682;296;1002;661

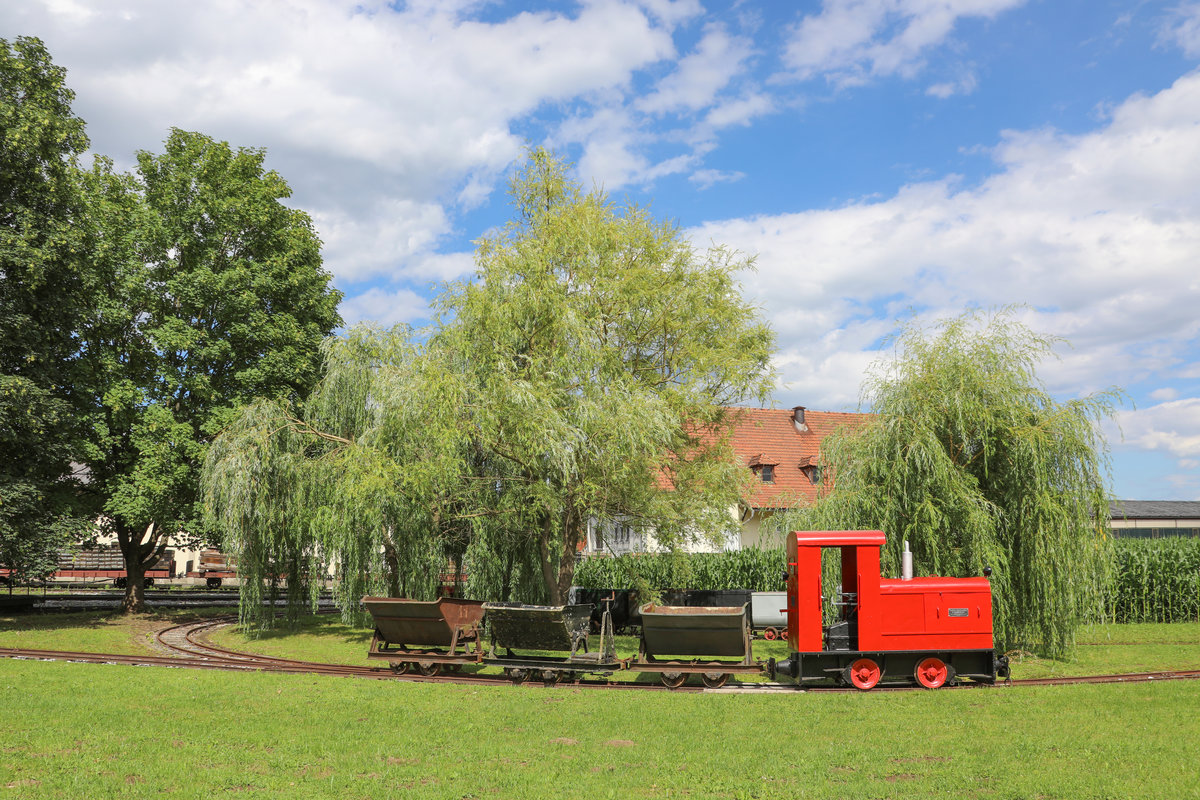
748;453;778;484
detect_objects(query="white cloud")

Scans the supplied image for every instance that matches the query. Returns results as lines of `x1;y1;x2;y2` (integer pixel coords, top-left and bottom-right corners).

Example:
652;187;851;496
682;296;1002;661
691;69;1200;410
637;23;754;114
783;0;1026;86
13;0;680;284
703;92;775;130
313;200;454;284
1113;399;1200;460
689;168;745;189
1159;3;1200;58
339;287;432;328
926;70;978;98
1151;387;1182;402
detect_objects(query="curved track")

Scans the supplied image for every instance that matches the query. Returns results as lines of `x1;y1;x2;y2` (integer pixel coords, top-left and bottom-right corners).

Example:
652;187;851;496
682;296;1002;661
2;617;1198;692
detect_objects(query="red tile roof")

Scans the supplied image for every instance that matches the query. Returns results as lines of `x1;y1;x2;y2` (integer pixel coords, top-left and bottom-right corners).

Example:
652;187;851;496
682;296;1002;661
727;406;870;509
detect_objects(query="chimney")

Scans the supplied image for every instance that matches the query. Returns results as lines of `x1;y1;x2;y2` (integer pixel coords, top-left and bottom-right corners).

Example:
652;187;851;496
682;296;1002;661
791;405;808;432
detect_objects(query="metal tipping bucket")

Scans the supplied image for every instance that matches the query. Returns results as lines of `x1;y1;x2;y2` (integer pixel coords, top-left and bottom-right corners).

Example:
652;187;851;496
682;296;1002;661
639;603;752;662
363;597;487;649
483;603;593;655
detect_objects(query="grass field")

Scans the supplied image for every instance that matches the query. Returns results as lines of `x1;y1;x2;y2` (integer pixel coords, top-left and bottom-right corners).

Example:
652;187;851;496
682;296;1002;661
2;612;1199;798
2;653;1198;799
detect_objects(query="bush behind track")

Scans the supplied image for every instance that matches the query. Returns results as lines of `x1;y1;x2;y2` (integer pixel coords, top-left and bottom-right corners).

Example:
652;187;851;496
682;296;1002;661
576;538;1200;623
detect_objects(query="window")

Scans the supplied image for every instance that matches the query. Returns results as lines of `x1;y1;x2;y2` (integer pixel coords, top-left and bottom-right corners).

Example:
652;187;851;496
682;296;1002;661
759;464;775;483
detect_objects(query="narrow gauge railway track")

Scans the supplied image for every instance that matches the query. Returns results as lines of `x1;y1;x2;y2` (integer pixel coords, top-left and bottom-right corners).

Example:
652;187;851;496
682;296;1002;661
3;617;1198;692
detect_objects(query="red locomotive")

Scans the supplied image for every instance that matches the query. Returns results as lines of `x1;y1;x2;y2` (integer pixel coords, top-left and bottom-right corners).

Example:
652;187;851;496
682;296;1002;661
773;530;1008;689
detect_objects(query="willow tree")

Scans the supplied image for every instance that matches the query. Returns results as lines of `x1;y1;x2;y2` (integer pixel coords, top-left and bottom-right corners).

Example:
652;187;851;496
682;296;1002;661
437;148;775;603
203;147;775;624
203;325;475;629
778;310;1118;656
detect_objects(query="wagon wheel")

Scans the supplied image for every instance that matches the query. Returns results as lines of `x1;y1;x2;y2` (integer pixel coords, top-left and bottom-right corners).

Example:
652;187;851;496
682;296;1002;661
701;672;729;689
846;658;881;691
763;628;778;641
541;669;559;686
504;668;527;684
390;661;409;675
914;657;949;689
416;662;442;677
660;672;687;689
443;663;463;674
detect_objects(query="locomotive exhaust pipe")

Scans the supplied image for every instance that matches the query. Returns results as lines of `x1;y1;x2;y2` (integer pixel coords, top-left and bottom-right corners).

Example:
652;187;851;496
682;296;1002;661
902;540;913;581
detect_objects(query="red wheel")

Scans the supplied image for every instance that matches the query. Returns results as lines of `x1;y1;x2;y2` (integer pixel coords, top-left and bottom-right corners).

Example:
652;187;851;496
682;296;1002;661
763;628;778;641
914;657;949;689
847;658;881;691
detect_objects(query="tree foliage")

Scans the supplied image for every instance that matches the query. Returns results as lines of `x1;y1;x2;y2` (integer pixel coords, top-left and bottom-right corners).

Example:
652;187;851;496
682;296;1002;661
81;129;343;612
439;148;775;603
0;36;93;581
773;310;1118;656
203;147;775;628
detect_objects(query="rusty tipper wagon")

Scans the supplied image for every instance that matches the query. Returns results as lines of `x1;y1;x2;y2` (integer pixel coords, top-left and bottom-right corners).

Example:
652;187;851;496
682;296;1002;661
483;602;623;684
364;596;487;676
628;603;763;688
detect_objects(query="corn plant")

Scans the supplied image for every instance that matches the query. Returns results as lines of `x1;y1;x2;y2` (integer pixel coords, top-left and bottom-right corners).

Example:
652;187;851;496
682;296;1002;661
1107;538;1200;623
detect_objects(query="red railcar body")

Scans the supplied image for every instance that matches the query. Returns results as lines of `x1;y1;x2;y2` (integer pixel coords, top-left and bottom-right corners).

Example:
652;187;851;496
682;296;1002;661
778;530;1005;689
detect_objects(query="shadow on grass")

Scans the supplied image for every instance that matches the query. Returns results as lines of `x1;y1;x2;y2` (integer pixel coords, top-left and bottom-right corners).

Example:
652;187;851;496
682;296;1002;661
237;615;374;647
0;606;235;634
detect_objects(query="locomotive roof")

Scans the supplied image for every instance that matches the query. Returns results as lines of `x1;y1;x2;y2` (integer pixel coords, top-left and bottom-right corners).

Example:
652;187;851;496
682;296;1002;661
789;529;886;547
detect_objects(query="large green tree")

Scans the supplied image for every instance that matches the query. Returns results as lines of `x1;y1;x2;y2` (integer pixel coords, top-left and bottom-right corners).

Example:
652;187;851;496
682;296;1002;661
439;148;775;603
778;310;1118;656
0;36;93;583
82;129;342;612
203;147;775;626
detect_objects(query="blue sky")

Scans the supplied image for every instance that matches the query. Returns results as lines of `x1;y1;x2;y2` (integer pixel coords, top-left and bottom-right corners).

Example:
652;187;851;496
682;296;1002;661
8;0;1200;499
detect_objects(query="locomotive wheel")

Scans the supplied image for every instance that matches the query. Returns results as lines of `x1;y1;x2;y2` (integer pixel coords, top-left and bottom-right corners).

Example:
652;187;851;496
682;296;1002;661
701;672;729;689
847;658;882;691
416;662;442;677
763;627;778;641
660;672;687;689
914;657;949;689
390;661;409;675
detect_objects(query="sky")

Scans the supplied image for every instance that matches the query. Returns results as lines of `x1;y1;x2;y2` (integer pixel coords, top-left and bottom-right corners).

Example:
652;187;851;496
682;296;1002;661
6;0;1200;500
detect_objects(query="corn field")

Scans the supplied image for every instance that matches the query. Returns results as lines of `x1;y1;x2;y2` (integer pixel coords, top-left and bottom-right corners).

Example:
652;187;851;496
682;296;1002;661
576;538;1200;624
1107;538;1200;623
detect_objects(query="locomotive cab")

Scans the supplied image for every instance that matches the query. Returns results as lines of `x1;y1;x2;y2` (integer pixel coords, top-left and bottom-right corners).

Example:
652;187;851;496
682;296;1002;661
775;530;1007;689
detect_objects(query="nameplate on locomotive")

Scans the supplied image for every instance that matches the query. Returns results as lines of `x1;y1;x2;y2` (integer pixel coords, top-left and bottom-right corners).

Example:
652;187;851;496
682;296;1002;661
948;608;969;617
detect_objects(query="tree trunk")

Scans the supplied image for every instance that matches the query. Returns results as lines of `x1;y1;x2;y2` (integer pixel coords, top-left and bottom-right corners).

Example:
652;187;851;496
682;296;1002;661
382;539;402;597
556;509;583;604
116;520;167;614
121;557;146;614
538;511;561;605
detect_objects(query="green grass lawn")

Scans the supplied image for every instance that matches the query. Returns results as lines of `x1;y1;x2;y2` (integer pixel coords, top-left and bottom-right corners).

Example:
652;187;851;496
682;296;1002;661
0;608;234;656
2;655;1198;799
2;613;1199;798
